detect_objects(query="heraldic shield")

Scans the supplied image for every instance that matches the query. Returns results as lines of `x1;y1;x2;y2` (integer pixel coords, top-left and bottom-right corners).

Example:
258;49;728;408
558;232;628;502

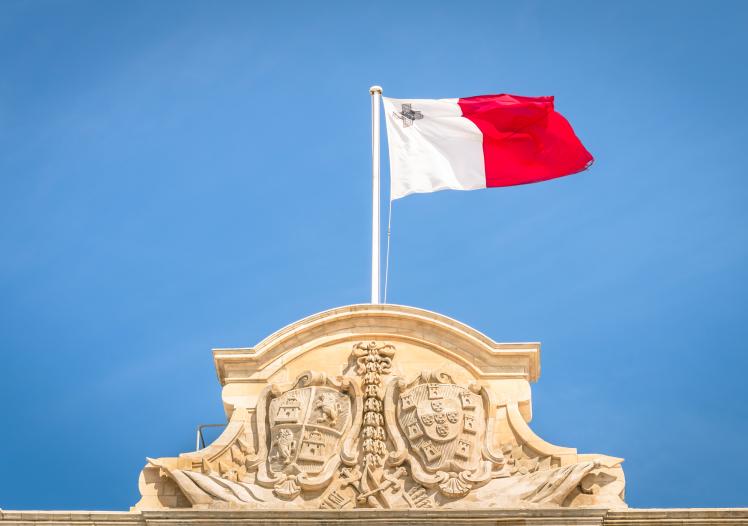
386;371;506;498
254;371;361;499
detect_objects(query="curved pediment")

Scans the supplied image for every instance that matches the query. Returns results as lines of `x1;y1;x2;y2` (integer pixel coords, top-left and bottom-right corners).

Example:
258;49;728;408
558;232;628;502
136;304;625;511
214;304;539;417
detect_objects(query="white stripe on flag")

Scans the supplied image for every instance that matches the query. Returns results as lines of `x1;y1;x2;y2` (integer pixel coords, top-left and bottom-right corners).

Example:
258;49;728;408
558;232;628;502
383;97;486;200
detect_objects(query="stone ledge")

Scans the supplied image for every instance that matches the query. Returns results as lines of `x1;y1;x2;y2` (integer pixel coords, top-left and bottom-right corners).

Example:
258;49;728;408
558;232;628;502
605;508;748;525
2;509;747;525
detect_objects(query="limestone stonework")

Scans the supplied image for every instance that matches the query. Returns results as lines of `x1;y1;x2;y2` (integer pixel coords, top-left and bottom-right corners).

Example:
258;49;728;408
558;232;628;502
2;304;747;524
134;304;626;511
3;509;748;525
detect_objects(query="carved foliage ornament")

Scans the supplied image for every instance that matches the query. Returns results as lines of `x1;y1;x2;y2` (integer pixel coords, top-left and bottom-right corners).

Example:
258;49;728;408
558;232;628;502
318;341;409;509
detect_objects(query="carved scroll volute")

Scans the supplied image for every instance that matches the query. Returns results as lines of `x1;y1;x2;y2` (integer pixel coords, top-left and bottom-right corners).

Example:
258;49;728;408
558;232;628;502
340;376;363;466
249;384;283;472
251;371;361;499
472;381;506;469
383;378;409;467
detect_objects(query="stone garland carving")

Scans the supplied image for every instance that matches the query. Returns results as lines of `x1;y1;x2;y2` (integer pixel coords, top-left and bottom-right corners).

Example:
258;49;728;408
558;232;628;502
354;341;393;470
142;340;626;510
319;341;409;509
351;341;406;508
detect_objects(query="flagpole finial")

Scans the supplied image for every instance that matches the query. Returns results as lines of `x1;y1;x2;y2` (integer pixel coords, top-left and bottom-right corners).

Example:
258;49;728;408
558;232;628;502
369;85;383;95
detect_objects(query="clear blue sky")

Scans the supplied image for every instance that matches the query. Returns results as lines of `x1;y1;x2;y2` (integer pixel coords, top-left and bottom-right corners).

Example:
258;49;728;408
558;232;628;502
1;0;746;511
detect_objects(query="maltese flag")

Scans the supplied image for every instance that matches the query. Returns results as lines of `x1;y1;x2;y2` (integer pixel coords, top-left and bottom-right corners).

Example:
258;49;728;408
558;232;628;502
383;94;594;200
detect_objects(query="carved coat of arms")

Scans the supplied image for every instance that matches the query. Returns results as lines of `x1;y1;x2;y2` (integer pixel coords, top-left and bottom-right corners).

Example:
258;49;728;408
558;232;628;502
254;371;361;499
143;341;626;511
386;371;505;497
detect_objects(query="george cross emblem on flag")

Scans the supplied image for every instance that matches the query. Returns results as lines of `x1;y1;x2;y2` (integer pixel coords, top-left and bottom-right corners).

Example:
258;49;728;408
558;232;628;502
394;103;423;128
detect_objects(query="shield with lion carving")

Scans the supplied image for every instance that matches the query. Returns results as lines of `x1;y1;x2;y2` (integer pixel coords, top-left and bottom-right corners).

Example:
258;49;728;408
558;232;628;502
268;386;352;476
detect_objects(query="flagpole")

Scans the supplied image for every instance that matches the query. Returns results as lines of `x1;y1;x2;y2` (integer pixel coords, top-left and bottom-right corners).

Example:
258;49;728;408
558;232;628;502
370;85;382;304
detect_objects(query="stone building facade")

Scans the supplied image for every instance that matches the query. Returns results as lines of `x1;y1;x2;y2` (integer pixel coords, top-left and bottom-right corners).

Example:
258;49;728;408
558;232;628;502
2;305;745;524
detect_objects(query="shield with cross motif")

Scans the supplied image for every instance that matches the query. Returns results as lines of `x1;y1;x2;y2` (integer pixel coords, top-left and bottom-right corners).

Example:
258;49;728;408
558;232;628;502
393;103;423;127
396;382;485;473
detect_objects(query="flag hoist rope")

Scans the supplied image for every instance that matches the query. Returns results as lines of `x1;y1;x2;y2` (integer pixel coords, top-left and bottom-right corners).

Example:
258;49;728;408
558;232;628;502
384;197;393;304
370;85;383;304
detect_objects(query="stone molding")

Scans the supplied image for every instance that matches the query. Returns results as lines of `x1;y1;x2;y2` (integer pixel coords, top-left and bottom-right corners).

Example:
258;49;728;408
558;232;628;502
213;304;540;422
134;304;629;511
2;509;747;525
213;304;540;385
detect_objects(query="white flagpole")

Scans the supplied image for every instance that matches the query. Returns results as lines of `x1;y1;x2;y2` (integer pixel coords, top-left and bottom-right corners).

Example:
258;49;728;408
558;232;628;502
370;85;382;304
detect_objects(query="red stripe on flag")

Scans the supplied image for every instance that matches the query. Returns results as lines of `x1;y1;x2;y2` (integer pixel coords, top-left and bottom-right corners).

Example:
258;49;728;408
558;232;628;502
457;94;593;188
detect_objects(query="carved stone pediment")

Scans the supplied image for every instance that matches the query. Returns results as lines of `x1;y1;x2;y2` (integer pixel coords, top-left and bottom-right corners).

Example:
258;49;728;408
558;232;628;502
135;304;626;511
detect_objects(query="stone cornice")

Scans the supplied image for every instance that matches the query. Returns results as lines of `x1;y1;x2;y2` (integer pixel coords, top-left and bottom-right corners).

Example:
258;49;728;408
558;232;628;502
2;508;747;525
213;304;541;385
